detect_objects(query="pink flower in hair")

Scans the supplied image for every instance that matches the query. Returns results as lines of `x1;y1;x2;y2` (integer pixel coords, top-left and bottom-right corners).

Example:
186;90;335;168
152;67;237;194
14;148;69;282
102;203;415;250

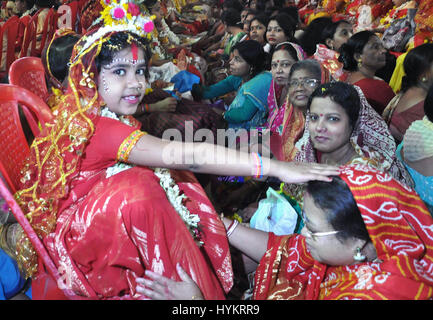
112;7;125;19
143;21;154;32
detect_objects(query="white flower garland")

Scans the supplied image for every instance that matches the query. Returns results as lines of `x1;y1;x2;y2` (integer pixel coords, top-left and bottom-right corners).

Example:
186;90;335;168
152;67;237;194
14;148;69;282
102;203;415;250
154;168;203;245
101;107;202;244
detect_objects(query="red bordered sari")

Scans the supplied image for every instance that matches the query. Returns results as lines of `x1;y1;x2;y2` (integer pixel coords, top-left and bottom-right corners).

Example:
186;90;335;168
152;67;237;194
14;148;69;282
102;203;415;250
254;163;433;300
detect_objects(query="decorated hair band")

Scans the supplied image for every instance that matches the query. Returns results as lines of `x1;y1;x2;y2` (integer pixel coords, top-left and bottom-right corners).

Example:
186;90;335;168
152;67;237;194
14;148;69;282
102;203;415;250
73;0;155;61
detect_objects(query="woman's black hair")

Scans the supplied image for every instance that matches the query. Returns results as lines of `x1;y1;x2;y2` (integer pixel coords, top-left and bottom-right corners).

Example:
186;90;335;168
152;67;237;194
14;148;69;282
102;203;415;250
35;0;55;8
17;0;35;12
289;59;322;82
338;30;375;72
267;13;297;42
270;42;300;64
279;6;300;29
307;81;361;129
95;32;151;78
401;43;433;92
232;39;266;77
298;17;333;56
425;84;433;122
223;0;243;12
221;7;242;28
306;176;371;243
320;20;350;48
254;0;267;12
47;34;80;83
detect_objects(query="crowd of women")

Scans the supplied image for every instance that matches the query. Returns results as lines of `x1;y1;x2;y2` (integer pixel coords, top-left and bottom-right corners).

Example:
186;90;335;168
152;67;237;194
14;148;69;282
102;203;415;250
0;0;432;300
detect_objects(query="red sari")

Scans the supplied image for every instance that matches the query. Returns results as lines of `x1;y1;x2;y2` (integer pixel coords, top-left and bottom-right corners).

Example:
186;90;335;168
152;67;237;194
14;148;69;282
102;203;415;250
41;116;232;299
353;78;395;115
254;164;433;300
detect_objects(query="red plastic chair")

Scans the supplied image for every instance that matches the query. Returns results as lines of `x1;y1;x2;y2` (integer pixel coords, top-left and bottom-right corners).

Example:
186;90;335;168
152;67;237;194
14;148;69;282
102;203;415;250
0;15;20;78
9;57;49;102
0;178;77;299
16;15;31;55
28;8;58;57
0;84;53;192
19;15;36;58
0;84;84;300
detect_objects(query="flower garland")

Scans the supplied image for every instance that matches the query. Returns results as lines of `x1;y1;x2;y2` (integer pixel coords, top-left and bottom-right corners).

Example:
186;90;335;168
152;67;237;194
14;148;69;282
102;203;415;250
154;168;203;246
100;107;203;245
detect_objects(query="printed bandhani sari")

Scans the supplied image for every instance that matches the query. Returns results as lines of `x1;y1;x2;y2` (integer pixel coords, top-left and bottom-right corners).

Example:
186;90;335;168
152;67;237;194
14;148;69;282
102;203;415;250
254;163;433;300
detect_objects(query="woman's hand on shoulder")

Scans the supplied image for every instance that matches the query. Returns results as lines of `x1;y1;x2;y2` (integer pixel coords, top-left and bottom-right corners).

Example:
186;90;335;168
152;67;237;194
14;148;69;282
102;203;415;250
152;97;178;112
272;161;340;184
136;264;203;300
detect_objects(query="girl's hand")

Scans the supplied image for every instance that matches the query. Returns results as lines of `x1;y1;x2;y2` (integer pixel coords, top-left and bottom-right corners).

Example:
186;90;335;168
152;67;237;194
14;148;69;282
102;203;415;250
273;161;340;184
136;264;204;300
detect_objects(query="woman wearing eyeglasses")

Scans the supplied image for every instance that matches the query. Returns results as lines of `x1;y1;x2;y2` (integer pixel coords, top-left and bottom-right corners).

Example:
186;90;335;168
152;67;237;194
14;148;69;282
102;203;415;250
265;43;308;162
136;164;433;300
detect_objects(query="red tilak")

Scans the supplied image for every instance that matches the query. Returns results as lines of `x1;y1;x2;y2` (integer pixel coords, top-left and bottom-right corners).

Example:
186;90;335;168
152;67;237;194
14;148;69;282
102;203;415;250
131;42;138;61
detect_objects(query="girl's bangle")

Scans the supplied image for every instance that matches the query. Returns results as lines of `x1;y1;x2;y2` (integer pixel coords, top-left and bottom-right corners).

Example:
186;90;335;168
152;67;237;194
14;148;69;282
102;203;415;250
252;152;263;179
142;103;150;113
226;219;239;238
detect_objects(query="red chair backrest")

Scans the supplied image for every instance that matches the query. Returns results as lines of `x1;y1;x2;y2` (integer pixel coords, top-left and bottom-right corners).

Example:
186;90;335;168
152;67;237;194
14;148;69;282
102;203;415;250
0;177;71;299
9;56;49;102
0;16;20;72
16;15;31;54
19;15;36;58
29;8;58;57
0;84;53;192
0;83;82;300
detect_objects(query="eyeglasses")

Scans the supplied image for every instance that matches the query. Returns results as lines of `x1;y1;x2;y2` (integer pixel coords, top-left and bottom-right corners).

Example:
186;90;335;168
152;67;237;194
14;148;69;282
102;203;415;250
301;210;340;241
288;78;320;89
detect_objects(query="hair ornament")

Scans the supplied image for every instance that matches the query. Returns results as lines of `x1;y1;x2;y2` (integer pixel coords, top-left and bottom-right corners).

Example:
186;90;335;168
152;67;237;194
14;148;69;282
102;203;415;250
74;0;155;60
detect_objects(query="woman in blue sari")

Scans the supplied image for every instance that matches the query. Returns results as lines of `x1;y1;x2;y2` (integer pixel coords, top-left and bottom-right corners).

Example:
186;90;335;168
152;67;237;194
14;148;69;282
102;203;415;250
192;40;272;131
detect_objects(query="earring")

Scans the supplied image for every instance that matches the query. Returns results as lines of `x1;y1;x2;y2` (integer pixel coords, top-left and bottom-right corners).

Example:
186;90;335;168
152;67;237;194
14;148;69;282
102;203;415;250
357;59;363;70
353;247;366;262
421;77;428;83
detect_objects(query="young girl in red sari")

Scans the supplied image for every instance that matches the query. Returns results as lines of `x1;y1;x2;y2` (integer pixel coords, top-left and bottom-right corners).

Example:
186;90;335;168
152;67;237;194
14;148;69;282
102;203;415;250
13;0;339;300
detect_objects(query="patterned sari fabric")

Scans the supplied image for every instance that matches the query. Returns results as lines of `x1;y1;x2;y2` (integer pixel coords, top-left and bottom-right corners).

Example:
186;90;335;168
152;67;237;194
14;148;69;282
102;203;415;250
313;44;346;81
414;0;433;41
266;79;305;162
254;164;433;300
13;23;233;298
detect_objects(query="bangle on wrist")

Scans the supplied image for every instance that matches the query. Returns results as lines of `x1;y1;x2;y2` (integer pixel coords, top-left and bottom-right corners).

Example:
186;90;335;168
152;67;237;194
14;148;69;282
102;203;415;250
252;152;263;179
143;103;150;112
226;219;239;238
